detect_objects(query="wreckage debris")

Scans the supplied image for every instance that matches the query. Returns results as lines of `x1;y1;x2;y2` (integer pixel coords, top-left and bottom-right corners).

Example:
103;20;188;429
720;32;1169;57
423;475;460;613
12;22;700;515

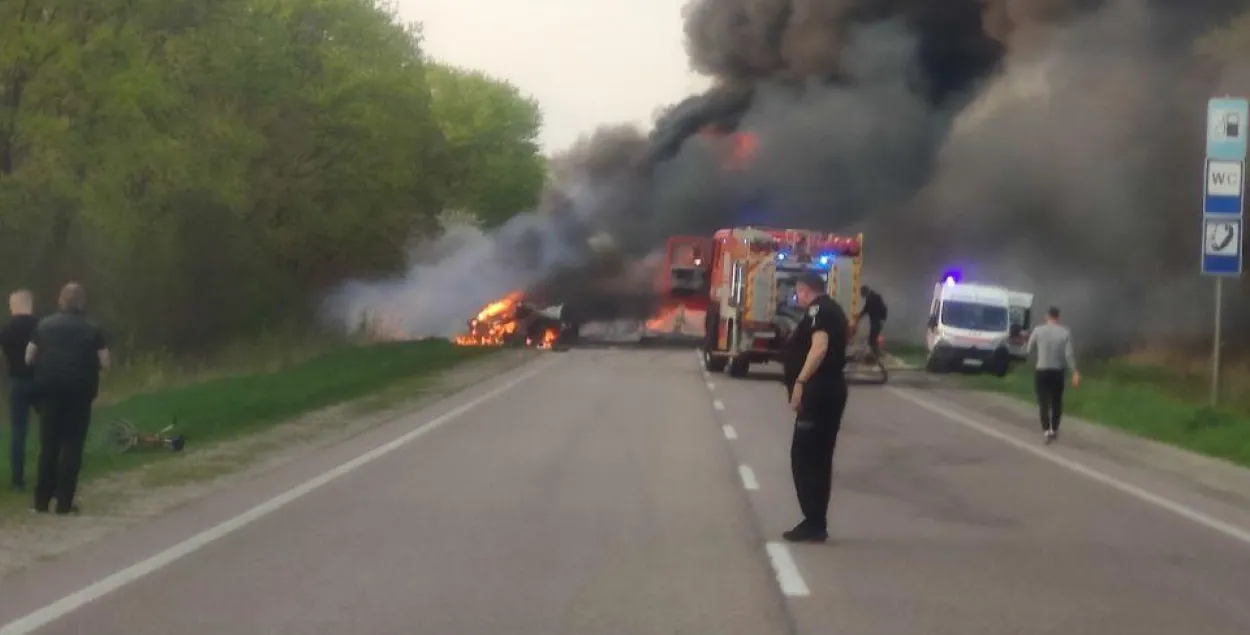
453;291;563;349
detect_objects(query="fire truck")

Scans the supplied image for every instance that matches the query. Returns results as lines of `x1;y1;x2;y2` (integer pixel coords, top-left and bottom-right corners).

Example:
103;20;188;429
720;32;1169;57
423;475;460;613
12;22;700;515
700;227;864;377
639;235;715;344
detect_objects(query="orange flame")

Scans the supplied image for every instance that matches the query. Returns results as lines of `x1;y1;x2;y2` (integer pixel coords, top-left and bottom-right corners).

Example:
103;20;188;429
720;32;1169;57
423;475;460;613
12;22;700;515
454;291;524;346
726;132;757;170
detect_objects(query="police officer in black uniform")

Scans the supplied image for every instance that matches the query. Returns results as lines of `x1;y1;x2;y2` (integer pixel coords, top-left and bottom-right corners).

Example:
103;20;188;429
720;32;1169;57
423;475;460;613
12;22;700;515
781;272;850;543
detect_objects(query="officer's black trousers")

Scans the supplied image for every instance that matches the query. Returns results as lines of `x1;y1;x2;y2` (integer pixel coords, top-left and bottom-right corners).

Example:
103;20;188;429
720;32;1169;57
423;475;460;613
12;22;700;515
34;388;93;513
790;378;848;530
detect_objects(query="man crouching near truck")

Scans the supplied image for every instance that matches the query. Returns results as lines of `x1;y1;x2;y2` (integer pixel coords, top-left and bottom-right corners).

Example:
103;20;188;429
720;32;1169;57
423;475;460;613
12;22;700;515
781;272;850;543
1026;306;1080;444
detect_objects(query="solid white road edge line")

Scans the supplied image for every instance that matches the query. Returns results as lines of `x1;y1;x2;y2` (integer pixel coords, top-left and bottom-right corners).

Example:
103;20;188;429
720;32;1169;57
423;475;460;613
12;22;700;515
764;542;810;597
738;465;759;490
723;424;738;440
888;387;1250;548
713;399;725;411
706;381;715;391
0;359;555;635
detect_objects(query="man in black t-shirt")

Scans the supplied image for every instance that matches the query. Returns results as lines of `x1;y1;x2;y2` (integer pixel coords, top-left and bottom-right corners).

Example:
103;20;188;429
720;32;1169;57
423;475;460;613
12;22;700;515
0;289;38;490
855;285;887;359
781;272;850;543
26;282;110;515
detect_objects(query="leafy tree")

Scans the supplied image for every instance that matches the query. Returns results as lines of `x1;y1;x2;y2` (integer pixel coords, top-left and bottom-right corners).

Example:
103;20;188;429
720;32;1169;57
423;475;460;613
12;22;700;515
0;0;546;355
426;63;546;227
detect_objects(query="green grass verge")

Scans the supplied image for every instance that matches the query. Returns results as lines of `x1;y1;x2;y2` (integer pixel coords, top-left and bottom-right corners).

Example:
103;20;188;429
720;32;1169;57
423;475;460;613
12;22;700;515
885;342;1250;468
0;339;496;510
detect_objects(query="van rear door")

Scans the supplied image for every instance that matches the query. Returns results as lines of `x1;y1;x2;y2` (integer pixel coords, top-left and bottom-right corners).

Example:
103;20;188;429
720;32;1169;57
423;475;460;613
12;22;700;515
1006;291;1034;358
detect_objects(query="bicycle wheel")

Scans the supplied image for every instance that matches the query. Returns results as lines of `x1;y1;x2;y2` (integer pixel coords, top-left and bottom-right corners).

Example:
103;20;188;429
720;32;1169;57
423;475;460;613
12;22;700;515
92;418;138;453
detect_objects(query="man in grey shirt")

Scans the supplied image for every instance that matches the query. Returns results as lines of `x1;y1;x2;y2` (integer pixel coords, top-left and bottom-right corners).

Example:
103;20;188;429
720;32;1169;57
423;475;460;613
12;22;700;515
1025;306;1081;444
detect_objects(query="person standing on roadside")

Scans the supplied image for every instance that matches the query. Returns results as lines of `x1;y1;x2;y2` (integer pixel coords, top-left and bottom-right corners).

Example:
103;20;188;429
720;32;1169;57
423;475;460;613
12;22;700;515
27;282;110;514
1025;306;1080;445
0;289;38;491
781;272;850;543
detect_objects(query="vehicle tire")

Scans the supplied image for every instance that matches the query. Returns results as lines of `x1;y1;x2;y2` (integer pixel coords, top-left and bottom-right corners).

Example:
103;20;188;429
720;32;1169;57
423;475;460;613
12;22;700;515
924;354;945;374
703;350;728;373
989;348;1010;378
727;356;750;378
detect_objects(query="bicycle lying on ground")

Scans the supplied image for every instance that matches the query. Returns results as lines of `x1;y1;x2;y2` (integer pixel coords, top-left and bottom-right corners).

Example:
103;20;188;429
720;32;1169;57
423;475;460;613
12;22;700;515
92;418;186;454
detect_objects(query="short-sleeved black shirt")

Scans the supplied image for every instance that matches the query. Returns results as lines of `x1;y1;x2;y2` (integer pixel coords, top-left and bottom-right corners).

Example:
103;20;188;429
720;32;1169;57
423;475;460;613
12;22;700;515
0;314;38;380
32;311;107;396
783;294;849;388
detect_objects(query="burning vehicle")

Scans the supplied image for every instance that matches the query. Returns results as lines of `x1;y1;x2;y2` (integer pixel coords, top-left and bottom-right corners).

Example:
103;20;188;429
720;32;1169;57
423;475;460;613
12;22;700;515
454;291;567;349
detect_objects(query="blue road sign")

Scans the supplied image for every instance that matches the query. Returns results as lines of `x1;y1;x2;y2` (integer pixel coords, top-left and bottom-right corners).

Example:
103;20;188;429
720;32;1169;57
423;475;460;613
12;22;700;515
1203;98;1247;277
1202;218;1242;276
1207;98;1249;160
1203;158;1244;215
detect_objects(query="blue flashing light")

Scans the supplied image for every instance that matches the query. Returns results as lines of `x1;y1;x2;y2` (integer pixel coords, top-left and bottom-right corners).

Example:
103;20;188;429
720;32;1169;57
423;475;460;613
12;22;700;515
817;253;834;267
941;269;962;285
776;251;790;261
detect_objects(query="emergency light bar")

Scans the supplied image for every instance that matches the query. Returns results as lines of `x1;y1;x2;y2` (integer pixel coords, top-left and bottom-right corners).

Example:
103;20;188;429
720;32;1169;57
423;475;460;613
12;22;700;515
775;251;836;268
755;232;861;257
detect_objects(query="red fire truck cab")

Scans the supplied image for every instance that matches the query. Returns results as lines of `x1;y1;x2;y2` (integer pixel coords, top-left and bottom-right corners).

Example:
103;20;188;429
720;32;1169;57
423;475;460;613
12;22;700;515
701;227;864;377
640;236;715;344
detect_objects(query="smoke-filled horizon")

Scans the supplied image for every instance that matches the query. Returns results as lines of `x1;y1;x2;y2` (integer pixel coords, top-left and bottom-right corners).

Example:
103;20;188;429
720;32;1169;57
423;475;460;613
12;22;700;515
326;0;1248;352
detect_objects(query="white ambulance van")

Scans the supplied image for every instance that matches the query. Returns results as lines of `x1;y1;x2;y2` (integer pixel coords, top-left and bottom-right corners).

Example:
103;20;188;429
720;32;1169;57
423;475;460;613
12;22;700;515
924;274;1034;377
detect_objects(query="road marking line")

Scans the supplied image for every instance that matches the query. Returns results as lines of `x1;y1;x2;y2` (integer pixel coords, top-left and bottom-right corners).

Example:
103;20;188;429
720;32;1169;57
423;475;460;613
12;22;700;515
738;464;759;490
764;542;810;597
723;424;738;440
888;387;1250;547
0;360;554;635
712;399;725;411
706;381;715;391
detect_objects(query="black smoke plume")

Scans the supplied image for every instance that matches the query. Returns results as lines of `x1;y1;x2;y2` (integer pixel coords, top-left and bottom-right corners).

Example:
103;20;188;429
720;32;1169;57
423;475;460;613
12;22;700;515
326;0;1249;354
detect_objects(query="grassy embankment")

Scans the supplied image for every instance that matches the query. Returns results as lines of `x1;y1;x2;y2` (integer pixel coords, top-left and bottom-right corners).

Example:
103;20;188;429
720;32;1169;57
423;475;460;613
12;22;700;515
888;343;1250;468
0;335;496;511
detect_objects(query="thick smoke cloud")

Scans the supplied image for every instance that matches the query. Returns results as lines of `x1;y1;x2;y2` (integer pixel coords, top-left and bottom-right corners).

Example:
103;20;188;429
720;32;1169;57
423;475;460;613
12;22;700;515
327;0;1246;353
865;0;1242;353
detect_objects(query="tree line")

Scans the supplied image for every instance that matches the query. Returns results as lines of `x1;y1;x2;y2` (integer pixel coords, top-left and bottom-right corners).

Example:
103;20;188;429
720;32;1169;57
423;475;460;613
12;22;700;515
0;0;545;354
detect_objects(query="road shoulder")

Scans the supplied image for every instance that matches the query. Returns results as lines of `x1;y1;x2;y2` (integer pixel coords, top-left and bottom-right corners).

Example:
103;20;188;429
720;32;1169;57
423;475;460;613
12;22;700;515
911;379;1250;510
0;349;537;582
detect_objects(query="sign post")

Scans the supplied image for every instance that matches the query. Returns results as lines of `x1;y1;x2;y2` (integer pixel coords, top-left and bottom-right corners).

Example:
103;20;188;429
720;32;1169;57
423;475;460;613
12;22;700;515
1202;97;1247;406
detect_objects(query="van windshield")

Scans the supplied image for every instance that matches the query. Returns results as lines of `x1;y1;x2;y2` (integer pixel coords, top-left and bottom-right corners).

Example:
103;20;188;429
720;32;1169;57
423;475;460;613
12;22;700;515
940;300;1009;332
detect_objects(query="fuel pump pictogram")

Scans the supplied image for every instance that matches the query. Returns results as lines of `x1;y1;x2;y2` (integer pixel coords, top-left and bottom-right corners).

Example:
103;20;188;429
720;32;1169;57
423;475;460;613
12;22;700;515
1222;112;1241;139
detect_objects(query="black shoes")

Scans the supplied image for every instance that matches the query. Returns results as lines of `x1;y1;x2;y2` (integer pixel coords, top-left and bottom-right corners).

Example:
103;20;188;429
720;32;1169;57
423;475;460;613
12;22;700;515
783;522;829;543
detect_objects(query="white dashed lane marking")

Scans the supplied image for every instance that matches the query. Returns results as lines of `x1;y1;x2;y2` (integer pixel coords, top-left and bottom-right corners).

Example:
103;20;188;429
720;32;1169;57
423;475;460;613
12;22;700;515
738;465;759;490
765;542;811;597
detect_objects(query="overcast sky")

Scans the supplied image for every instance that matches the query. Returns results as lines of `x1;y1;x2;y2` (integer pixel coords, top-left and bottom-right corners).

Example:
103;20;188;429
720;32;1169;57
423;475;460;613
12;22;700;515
395;0;713;154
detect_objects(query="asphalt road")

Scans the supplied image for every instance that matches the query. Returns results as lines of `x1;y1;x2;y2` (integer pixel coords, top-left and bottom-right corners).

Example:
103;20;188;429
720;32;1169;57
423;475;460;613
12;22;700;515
4;348;1250;634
